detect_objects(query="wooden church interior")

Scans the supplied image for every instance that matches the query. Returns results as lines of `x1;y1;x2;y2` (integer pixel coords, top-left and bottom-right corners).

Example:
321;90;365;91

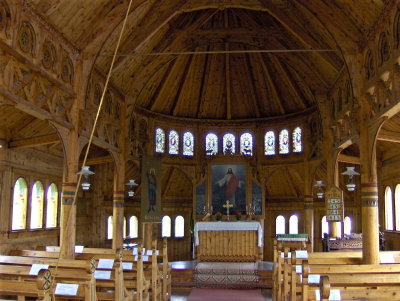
2;0;400;300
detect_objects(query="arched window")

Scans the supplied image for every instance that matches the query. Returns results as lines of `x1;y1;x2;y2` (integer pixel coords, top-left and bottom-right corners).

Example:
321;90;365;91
30;181;44;229
12;178;28;230
155;128;165;153
264;130;275;155
292;127;302;153
175;215;184;237
107;216;113;239
276;215;285;235
46;183;58;228
205;133;218;156
182;131;194;156
279;129;289;154
223;133;235;155
395;184;400;231
289;215;298;234
344;216;352;235
321;216;329;238
162;216;171;237
240;133;253;156
168;130;179;155
385;186;394;230
129;216;139;238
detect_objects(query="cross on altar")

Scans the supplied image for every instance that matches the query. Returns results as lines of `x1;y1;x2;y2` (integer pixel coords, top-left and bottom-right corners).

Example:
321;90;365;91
223;200;233;219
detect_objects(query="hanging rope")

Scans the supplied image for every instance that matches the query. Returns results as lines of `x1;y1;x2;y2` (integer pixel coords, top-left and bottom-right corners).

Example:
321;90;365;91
49;0;134;298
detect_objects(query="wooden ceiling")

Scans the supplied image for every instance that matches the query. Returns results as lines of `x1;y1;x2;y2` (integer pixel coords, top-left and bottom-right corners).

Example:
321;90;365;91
27;0;389;121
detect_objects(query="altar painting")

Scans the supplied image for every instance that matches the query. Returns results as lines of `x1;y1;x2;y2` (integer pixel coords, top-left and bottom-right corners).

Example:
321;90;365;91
212;164;246;214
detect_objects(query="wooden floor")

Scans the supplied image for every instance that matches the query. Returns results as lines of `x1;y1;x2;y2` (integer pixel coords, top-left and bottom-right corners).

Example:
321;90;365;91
171;289;273;301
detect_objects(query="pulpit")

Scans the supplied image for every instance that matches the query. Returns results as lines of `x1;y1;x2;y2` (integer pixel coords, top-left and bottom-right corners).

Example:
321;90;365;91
194;221;263;262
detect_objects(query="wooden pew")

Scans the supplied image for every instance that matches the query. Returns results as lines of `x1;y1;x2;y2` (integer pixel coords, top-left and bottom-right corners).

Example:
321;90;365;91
10;249;148;301
0;268;52;301
317;275;400;301
0;255;97;301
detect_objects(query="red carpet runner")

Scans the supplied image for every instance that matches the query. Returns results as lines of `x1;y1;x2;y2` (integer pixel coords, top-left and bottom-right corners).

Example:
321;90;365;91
194;262;259;288
188;288;264;301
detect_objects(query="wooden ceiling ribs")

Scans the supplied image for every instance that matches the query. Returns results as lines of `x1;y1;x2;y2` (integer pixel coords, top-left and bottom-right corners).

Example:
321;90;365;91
171;54;194;116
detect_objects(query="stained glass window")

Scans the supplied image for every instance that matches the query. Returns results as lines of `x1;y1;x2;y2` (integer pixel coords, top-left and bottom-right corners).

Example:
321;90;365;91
223;133;235;155
205;133;218;155
264;131;275;155
279;129;289;154
240;133;253;156
183;131;194;156
168;130;179;155
155;128;165;153
46;183;58;228
292;127;302;153
12;178;28;230
30;181;44;229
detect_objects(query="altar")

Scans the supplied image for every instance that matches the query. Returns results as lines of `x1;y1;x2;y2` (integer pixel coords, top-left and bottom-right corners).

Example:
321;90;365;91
194;221;263;262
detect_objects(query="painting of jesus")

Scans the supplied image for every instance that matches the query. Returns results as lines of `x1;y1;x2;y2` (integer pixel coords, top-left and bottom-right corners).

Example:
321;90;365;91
212;164;246;214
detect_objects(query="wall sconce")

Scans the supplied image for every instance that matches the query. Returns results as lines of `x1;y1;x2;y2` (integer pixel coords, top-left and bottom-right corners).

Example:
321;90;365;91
77;166;95;191
341;166;360;191
126;179;138;197
314;180;325;199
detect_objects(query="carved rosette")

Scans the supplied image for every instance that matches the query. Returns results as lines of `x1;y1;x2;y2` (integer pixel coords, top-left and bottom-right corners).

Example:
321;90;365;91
41;40;56;71
61;56;73;84
18;21;35;54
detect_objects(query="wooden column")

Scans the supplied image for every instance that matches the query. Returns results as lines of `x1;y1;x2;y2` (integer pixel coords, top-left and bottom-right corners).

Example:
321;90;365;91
304;195;314;251
60;182;77;259
112;190;125;249
359;122;380;264
144;222;153;251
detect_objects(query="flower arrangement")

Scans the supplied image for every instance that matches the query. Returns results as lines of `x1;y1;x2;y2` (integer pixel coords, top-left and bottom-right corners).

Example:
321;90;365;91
235;211;242;221
215;212;223;221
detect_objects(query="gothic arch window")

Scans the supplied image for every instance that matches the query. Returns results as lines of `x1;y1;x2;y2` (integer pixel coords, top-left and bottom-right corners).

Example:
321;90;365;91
378;32;390;64
155;128;165;153
175;215;184;237
205;133;218;155
129;216;139;238
46;183;58;228
289;215;298;234
240;132;253;156
321;216;329;238
264;130;275;155
364;50;375;80
107;216;113;239
279;129;289;154
292;127;302;153
395;9;400;48
385;186;394;230
183;131;194;156
275;215;285;235
162;215;171;237
168;130;179;155
223;133;235;155
30;181;44;229
395;184;400;231
12;178;28;230
344;216;352;235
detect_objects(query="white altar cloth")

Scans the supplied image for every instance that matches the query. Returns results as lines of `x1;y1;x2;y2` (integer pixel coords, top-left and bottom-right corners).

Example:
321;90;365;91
194;221;263;247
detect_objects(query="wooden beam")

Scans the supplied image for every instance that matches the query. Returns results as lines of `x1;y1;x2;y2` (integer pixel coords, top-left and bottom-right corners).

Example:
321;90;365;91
378;129;400;144
79;155;113;166
9;134;59;149
197;45;212;118
258;53;285;115
337;153;361;165
244;51;261;118
171;54;194;116
268;54;307;109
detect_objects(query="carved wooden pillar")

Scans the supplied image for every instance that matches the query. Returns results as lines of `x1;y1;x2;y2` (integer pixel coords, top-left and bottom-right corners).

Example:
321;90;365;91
326;150;342;238
60;182;77;259
359;121;381;264
144;223;153;251
112;96;127;250
303;162;314;251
